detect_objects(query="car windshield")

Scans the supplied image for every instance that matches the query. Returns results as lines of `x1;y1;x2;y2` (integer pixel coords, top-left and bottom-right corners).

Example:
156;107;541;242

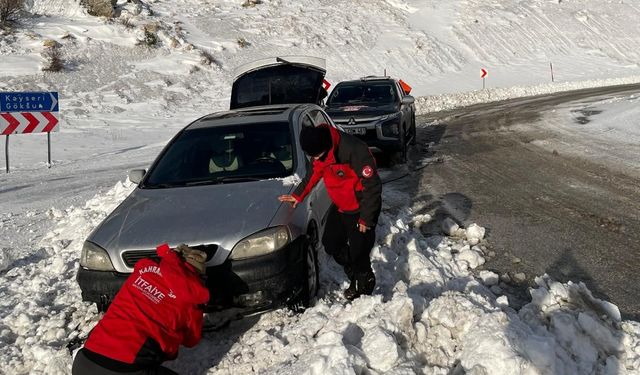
327;83;397;106
143;122;294;188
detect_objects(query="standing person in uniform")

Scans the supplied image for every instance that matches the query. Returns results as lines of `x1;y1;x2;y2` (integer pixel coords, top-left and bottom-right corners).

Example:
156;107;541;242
278;124;382;300
72;244;210;375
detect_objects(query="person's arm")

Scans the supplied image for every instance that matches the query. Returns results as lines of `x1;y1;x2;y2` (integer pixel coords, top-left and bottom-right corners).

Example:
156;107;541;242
350;146;382;229
279;161;323;206
157;244;210;305
292;162;323;202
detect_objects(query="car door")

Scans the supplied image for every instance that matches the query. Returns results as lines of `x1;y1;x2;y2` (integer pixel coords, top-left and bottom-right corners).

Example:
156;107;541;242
395;81;414;139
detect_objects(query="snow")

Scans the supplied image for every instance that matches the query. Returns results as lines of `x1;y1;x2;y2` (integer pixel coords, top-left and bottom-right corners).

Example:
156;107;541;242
1;0;640;373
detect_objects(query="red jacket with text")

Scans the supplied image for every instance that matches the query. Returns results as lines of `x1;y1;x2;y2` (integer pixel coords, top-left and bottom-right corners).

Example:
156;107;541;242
83;244;209;371
292;124;382;227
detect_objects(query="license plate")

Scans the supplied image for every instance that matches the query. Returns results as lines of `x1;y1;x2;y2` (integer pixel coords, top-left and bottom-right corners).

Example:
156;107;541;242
345;127;366;135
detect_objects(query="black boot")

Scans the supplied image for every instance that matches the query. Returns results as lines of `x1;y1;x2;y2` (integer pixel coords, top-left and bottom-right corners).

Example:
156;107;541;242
343;265;357;300
357;271;376;296
344;265;354;281
343;271;375;301
344;281;358;300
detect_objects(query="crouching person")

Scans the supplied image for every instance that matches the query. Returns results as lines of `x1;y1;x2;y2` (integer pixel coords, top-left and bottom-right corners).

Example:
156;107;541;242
73;244;209;375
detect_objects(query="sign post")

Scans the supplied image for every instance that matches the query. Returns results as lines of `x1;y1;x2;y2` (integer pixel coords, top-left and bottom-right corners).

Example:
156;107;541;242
0;92;59;172
481;68;488;89
4;135;8;173
47;132;51;166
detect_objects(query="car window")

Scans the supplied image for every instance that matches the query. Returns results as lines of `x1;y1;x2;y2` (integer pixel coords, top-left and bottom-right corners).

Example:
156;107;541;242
327;82;397;106
144;122;294;188
318;110;333;126
301;114;314;128
396;82;405;97
308;109;328;126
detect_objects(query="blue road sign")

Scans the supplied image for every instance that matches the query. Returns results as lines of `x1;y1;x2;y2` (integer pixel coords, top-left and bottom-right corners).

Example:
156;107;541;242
0;92;59;112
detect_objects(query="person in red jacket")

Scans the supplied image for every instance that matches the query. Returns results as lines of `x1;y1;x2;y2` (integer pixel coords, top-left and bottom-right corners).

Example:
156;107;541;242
72;244;210;375
279;124;382;300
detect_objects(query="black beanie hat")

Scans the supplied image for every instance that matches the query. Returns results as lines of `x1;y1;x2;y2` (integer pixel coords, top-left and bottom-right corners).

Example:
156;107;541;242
300;126;332;156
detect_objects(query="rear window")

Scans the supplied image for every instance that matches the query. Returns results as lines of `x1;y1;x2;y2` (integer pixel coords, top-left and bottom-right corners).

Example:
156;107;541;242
231;65;324;109
144;122;294;188
327;82;397;106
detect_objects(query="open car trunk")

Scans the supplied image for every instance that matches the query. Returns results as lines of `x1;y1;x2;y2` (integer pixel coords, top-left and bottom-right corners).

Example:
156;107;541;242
230;56;326;109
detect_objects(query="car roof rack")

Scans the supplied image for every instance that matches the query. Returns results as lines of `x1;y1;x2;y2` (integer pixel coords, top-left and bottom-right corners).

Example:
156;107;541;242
359;75;391;81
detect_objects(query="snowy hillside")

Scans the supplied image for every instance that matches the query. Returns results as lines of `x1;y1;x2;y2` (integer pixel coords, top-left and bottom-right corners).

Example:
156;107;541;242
2;0;640;168
2;0;640;374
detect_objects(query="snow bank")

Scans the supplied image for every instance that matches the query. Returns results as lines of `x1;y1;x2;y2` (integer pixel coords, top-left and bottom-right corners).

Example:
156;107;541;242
416;75;640;115
0;180;134;375
0;180;639;374
170;191;640;374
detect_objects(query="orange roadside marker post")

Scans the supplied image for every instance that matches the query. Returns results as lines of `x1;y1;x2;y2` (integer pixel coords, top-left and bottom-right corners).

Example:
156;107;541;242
399;79;412;95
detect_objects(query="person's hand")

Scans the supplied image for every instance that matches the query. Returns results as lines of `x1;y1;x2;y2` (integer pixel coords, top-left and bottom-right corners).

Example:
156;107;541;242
278;195;299;208
175;244;207;275
357;223;370;233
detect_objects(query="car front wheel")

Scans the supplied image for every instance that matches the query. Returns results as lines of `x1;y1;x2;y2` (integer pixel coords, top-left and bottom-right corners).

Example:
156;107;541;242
289;225;320;311
409;115;417;145
302;226;320;306
399;123;408;163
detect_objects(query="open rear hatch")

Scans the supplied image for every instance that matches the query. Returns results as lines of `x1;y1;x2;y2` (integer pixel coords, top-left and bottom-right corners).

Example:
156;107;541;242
230;56;326;109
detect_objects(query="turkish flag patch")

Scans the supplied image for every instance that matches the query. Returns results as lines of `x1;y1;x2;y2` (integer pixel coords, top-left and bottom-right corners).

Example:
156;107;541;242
362;165;374;178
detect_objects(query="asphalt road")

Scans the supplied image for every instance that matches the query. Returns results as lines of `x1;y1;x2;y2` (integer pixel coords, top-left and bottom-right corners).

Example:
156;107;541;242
403;84;640;320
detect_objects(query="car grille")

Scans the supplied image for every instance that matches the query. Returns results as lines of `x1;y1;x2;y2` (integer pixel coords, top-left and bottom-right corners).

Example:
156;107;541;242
122;244;219;268
333;116;379;125
122;250;159;268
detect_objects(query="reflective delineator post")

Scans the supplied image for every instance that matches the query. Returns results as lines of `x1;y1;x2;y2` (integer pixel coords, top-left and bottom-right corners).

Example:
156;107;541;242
480;68;488;89
5;135;9;173
47;132;51;167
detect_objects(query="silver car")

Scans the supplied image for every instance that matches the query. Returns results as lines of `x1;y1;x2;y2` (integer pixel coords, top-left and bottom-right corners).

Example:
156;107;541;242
77;57;333;313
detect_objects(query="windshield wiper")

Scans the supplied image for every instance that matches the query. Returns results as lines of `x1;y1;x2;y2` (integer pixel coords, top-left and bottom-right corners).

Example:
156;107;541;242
144;182;186;189
182;176;263;186
183;179;220;187
216;176;263;183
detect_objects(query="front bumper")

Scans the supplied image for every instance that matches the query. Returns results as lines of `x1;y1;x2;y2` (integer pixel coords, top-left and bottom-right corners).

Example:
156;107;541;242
76;267;128;306
364;137;403;152
76;237;307;314
204;236;307;312
337;121;402;152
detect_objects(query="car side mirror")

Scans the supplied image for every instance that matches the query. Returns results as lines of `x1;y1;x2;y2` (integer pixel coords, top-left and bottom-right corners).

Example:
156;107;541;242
128;169;146;184
401;95;415;105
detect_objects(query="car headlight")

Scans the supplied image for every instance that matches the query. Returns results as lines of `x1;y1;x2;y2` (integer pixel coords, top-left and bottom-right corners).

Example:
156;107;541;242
379;112;401;122
381;123;400;137
230;226;290;260
80;241;115;271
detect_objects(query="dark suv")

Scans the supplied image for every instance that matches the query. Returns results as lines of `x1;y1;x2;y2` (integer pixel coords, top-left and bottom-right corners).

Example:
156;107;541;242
324;76;416;161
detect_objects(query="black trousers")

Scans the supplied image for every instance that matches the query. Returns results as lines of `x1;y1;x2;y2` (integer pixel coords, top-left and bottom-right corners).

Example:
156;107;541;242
72;349;177;375
322;205;376;280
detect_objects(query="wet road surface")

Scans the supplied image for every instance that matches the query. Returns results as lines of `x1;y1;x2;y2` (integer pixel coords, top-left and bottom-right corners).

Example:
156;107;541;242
403;84;640;320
